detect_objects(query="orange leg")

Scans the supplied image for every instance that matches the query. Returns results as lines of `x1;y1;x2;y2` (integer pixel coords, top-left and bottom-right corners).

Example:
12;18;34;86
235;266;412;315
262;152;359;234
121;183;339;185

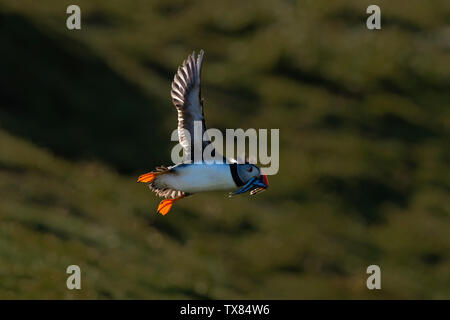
157;195;185;215
137;170;170;183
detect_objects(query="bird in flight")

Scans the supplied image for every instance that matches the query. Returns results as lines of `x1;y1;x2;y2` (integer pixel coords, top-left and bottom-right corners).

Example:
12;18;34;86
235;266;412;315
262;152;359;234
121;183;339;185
137;50;269;215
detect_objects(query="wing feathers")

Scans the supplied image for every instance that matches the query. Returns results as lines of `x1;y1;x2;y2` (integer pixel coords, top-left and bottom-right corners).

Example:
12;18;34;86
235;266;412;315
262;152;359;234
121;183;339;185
170;50;212;161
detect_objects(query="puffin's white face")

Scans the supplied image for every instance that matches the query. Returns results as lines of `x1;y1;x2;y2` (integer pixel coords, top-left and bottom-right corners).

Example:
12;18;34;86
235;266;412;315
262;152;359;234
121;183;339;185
236;164;261;184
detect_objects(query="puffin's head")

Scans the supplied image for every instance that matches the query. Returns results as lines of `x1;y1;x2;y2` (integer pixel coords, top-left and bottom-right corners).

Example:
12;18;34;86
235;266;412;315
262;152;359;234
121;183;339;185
233;163;269;196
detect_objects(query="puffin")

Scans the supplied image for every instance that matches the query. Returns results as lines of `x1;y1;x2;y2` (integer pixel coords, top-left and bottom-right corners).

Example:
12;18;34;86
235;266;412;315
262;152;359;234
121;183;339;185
137;50;269;215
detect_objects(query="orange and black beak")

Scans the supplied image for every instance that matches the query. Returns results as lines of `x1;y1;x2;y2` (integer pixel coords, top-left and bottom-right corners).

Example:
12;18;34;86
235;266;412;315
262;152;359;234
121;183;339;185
261;174;269;188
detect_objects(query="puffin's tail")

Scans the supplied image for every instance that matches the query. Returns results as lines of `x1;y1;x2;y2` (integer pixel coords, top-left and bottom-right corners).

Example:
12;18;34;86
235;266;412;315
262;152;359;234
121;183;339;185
137;167;186;215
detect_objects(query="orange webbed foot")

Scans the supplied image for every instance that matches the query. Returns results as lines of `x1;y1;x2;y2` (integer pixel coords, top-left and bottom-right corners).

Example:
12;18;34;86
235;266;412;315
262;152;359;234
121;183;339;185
157;196;184;215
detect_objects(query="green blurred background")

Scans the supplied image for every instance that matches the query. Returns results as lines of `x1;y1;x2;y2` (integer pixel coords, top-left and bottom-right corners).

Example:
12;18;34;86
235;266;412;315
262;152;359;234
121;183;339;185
0;0;449;299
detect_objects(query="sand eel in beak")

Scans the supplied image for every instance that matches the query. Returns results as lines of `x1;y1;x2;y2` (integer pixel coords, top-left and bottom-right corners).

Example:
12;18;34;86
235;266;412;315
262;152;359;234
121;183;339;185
137;50;269;215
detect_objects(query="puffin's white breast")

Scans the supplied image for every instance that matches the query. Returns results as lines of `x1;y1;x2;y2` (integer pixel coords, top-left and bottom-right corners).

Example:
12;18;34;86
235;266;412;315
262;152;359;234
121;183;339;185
161;163;236;193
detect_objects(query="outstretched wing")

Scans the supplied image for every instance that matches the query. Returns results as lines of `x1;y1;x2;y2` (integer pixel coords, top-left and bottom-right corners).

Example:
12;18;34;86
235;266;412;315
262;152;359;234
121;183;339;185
171;50;214;162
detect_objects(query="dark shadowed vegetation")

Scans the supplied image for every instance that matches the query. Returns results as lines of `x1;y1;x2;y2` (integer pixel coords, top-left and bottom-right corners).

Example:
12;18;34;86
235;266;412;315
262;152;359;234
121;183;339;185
0;0;449;299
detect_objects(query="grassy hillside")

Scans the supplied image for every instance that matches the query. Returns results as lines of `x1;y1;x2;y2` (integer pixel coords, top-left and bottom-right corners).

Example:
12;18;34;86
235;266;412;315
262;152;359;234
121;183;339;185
0;0;449;299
